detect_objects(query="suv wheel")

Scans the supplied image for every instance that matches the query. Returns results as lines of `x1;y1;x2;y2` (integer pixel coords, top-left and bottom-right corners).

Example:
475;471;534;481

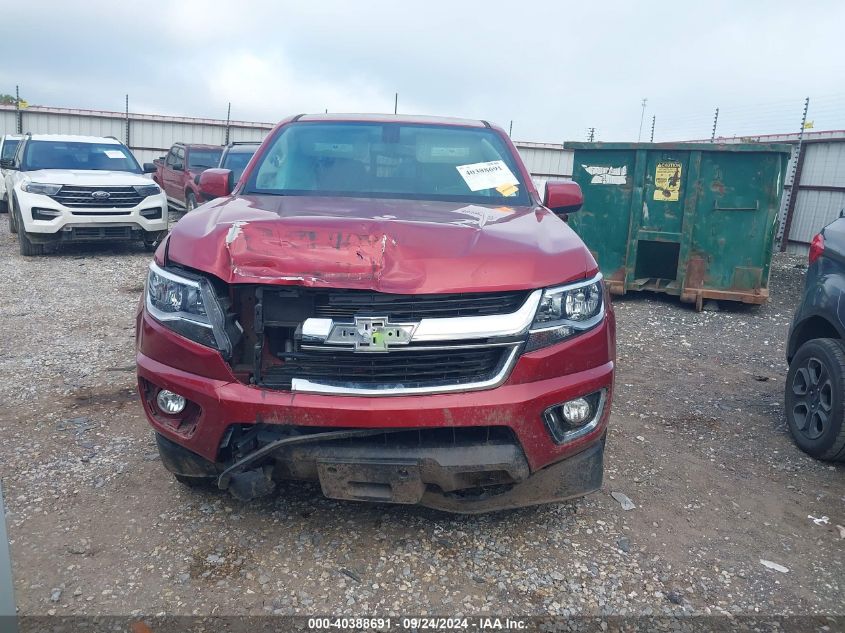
8;197;17;234
14;199;45;256
785;338;845;462
18;225;46;256
185;192;197;212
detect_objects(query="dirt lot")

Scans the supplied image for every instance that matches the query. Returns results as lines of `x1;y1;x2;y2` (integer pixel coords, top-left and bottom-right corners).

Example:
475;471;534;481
0;228;842;618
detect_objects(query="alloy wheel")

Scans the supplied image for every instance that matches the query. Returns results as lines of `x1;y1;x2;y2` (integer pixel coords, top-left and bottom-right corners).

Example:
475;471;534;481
791;356;834;440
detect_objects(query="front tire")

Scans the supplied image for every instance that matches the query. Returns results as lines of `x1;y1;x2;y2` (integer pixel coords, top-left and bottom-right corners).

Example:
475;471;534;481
19;226;45;256
185;192;197;212
785;338;845;461
173;473;216;488
9;197;18;233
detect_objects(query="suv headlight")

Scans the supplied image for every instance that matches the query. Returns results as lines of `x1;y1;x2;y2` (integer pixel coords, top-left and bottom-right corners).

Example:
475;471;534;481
134;184;161;198
526;274;605;351
21;182;62;195
146;263;232;356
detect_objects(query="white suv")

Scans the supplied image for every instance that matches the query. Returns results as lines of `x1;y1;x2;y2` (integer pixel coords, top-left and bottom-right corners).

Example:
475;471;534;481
0;133;22;212
2;134;168;256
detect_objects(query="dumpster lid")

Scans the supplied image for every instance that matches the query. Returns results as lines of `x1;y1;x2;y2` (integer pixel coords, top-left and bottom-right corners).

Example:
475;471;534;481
563;141;793;154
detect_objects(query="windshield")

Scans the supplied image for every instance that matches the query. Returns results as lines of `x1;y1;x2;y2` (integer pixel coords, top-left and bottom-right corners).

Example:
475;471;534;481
222;148;258;182
1;139;20;162
188;149;223;170
21;140;141;173
244;122;530;205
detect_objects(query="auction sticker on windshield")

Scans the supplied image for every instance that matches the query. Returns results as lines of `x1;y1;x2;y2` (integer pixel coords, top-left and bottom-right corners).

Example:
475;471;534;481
456;160;518;192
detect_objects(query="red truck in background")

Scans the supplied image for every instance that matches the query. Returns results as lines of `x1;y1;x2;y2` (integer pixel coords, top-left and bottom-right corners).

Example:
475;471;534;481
146;143;223;212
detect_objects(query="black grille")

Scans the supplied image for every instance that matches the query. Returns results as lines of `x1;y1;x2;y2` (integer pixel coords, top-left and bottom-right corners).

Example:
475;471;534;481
50;186;144;209
261;346;508;389
312;289;529;320
60;226;137;241
227;424;516;451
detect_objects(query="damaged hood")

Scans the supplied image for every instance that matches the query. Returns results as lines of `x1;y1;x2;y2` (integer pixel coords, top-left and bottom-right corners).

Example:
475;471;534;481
165;195;597;294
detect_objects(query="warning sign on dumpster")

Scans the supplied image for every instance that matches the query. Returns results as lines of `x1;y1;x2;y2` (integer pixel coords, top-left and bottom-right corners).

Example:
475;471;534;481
654;161;682;201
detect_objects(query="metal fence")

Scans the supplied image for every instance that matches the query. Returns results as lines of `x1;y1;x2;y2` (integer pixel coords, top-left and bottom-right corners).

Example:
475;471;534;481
781;137;845;254
0;104;573;187
3;103;844;252
0;104;272;165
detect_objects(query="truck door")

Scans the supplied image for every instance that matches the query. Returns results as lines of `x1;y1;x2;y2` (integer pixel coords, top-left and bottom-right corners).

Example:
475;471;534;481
163;147;184;202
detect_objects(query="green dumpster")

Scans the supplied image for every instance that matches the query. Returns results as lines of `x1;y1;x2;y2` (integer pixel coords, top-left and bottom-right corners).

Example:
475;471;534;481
564;141;791;310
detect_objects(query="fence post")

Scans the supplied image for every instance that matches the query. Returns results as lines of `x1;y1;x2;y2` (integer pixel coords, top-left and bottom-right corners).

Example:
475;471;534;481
14;86;22;134
225;102;231;145
0;482;18;633
778;97;810;252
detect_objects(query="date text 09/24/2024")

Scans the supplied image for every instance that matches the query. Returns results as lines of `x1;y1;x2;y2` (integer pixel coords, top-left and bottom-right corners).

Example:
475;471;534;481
307;617;528;630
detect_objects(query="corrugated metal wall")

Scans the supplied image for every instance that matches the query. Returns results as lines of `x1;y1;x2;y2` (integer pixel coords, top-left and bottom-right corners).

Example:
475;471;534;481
784;139;845;254
0;105;273;165
4;104;842;244
0;105;575;188
513;141;574;196
802;141;845;187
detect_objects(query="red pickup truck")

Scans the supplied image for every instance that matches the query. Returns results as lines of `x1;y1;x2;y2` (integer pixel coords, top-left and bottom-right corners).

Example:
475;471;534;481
136;114;615;513
147;143;223;211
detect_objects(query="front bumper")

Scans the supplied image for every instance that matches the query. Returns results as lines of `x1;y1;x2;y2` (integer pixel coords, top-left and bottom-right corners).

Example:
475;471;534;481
155;430;605;513
137;309;615;510
16;190;168;236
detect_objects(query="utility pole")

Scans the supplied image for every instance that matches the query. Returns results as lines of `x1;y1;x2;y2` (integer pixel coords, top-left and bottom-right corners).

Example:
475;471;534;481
15;85;21;134
587;127;596;142
125;94;130;146
710;107;719;142
637;98;647;142
508;120;513;137
394;93;398;115
649;115;656;142
225;102;231;145
779;97;811;251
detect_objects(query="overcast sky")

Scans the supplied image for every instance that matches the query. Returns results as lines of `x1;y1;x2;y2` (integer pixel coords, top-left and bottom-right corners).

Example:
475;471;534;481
2;0;843;142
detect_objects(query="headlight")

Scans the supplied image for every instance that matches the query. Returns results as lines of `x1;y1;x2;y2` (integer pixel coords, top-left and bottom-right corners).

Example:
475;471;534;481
146;263;232;355
134;184;161;198
526;275;605;351
21;182;61;195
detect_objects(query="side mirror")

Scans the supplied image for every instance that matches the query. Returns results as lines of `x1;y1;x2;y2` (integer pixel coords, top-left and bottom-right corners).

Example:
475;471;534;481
544;181;583;215
198;168;233;200
194;174;201;185
143;163;156;174
0;158;16;170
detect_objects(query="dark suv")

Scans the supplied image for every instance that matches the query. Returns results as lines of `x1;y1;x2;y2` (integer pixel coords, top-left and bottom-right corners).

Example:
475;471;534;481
785;216;845;462
199;141;260;202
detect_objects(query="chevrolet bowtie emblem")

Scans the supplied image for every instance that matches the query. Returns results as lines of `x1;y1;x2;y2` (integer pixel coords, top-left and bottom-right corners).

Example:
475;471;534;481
326;316;417;351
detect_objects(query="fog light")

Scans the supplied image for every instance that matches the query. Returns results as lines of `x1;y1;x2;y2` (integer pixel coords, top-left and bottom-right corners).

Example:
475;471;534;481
156;389;186;414
543;390;606;444
562;398;591;425
32;208;62;221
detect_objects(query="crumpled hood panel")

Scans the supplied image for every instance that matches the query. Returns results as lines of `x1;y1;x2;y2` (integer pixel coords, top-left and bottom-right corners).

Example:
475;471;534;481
166;195;596;294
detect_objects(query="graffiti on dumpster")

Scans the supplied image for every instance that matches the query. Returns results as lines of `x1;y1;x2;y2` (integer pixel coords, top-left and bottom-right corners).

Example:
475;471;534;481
582;164;627;185
654;161;682;201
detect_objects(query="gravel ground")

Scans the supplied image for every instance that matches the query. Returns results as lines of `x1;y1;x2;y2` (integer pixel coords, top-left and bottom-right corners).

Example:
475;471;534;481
0;227;842;619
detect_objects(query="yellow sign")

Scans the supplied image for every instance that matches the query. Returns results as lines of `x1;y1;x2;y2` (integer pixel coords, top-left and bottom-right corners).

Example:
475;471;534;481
654;161;682;201
804;121;814;129
17;99;28;109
